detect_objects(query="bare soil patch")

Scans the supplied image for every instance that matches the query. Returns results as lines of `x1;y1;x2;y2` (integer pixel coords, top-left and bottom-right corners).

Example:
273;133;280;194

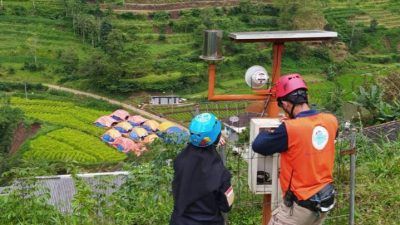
10;122;41;155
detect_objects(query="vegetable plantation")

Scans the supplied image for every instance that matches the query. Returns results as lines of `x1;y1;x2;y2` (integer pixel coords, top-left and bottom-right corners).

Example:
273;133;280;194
10;97;126;164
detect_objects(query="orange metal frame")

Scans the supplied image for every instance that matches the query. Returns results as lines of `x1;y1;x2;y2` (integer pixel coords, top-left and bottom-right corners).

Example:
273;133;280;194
207;42;285;224
207;43;284;117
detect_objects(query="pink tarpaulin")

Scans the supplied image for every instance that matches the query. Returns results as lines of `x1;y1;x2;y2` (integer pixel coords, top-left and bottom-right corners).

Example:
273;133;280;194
94;116;118;128
110;109;130;121
112;137;145;156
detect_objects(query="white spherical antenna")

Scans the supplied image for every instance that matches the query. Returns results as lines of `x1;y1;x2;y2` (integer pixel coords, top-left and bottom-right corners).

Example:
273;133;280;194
229;116;239;123
245;65;269;89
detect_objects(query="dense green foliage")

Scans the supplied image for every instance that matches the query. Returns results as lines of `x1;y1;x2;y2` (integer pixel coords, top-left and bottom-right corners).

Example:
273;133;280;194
1;137;399;224
0;97;24;154
3;0;399;99
1;1;400;224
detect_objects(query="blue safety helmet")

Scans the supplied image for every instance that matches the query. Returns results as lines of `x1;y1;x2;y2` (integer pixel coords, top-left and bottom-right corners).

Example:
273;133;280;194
189;113;221;147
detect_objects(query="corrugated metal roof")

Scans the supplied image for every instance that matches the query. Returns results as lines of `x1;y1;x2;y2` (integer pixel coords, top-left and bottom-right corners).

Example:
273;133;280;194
0;171;128;213
363;120;400;142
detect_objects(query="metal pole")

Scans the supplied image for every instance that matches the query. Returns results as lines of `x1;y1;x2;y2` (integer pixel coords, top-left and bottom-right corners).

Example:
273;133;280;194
262;42;284;225
218;144;228;225
349;128;356;225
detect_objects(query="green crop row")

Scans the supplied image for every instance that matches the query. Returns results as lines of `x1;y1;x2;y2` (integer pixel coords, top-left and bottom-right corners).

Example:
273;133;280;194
11;97;127;164
25;128;126;164
25;135;99;163
46;128;126;162
11;97;110;136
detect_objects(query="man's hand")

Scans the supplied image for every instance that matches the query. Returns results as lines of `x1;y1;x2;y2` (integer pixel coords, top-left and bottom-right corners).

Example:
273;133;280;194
279;114;289;122
218;137;226;147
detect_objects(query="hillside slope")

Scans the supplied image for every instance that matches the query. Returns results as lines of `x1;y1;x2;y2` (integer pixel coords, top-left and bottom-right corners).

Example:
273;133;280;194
0;0;399;103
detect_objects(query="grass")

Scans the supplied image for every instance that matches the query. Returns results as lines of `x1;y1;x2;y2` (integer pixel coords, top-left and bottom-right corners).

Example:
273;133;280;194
0;14;93;83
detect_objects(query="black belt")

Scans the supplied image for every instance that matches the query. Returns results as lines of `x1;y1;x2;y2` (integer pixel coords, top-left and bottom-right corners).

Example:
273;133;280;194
293;184;336;213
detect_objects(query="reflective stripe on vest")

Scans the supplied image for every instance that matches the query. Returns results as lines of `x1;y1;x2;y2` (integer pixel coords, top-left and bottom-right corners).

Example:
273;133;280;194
281;113;338;200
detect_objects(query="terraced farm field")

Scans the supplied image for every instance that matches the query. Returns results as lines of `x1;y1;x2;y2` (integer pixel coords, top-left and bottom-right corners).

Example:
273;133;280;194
10;97;126;164
325;0;400;28
0;7;93;83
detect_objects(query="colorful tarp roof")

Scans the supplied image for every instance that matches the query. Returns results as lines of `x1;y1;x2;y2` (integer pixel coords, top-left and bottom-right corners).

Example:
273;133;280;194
115;121;133;133
110;109;130;121
132;127;148;137
158;121;176;132
143;120;160;132
127;115;147;126
112;137;144;156
101;129;122;143
143;134;158;144
94;116;118;128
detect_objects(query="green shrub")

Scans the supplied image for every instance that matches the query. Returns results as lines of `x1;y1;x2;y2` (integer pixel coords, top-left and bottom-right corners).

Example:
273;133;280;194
11;5;27;16
0;106;24;154
118;12;146;20
7;67;15;75
0;170;65;224
150;11;170;21
22;62;45;72
0;82;47;92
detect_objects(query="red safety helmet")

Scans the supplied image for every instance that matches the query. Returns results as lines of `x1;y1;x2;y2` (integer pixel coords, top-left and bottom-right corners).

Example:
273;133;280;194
275;73;308;98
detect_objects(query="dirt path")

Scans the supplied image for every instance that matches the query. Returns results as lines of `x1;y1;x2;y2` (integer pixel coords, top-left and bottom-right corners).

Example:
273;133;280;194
44;84;188;131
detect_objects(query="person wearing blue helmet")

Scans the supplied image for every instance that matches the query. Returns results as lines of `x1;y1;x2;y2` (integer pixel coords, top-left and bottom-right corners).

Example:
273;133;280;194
170;113;234;225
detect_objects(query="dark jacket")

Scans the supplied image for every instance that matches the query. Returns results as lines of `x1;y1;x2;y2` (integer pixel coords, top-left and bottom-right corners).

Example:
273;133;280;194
170;144;232;225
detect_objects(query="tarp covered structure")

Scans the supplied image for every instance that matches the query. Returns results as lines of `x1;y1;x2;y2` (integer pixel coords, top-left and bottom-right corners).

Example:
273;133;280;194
101;129;122;143
94;116;118;128
143;134;159;144
127;115;147;126
94;109;188;157
143;120;160;132
130;127;148;140
158;121;176;132
158;126;189;144
110;109;130;121
112;137;145;156
114;121;133;133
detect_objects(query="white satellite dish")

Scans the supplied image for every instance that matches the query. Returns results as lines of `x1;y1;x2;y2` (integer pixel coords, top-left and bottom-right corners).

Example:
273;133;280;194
245;65;269;89
229;116;239;123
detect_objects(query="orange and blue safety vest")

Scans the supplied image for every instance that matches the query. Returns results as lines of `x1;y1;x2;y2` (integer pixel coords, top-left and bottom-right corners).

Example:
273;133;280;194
252;110;338;200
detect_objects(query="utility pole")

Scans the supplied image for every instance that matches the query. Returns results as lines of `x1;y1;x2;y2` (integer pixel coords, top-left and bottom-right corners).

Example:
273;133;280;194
24;82;28;100
349;127;357;225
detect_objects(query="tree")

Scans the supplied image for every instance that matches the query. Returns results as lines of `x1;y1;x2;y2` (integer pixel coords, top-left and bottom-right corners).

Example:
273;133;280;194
102;29;126;59
26;35;39;65
0;101;24;154
80;52;121;92
59;50;79;74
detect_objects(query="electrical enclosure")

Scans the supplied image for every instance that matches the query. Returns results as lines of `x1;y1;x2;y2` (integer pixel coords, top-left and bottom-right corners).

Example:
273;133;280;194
248;118;282;210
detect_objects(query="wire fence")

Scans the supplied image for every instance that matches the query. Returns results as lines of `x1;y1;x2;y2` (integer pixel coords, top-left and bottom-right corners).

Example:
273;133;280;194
217;127;357;225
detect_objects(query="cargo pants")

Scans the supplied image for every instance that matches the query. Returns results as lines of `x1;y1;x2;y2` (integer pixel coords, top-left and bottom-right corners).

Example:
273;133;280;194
268;202;327;225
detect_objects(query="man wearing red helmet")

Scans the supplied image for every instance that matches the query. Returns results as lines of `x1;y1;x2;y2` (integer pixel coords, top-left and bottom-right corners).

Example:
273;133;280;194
253;74;338;225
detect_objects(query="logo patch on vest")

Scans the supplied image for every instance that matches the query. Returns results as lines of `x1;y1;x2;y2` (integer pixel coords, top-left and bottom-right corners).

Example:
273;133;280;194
312;126;329;150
